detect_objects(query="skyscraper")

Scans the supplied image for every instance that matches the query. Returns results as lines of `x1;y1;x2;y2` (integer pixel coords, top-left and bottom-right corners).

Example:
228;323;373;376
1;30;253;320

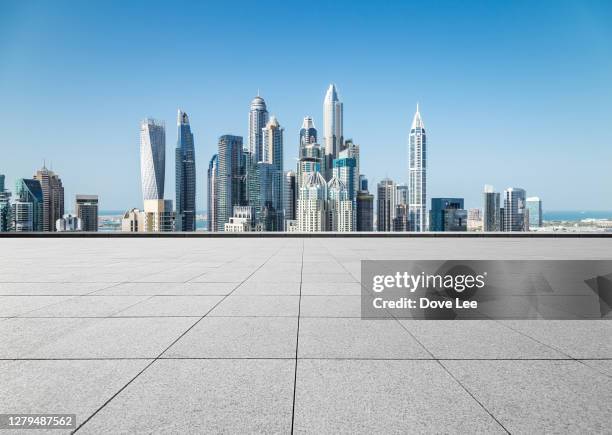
175;110;196;232
298;143;323;188
75;194;99;232
248;95;269;163
299;116;317;149
483;185;501;232
356;191;374;232
333;157;357;229
261;116;284;230
283;171;297;223
408;104;427;232
33;166;64;232
328;176;353;232
377;178;396;232
430;198;467;232
0;174;12;232
14;178;43;232
297;172;328;232
323;84;343;180
527;197;543;229
503;187;528;232
207;154;219;232
217;135;245;231
140;118;166;201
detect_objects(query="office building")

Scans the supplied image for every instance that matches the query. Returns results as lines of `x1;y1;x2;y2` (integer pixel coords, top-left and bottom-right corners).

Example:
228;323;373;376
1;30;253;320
483;185;501;232
323;84;343;179
359;175;368;192
14;178;43;232
33;166;64;232
140;118;166;201
75;195;98;232
298;143;323;188
328;177;353;232
141;199;175;232
503;187;528;232
430;198;467;232
207;154;219;232
356;191;374;232
224;206;259;232
175;110;196;231
393;204;409;231
283;171;297;223
408;104;427;231
56;214;82;232
217;135;245;231
377;178;396;232
333;157;358;201
299;116;317;149
527;197;543;229
396;183;408;207
261;116;284;230
0;174;11;231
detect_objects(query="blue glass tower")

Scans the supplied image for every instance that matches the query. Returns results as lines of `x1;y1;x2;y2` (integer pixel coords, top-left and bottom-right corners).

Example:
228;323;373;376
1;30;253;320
430;198;467;232
175;110;196;231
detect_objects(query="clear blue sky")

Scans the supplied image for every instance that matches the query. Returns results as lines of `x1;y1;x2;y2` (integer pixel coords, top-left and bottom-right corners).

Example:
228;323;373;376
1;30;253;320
1;0;611;211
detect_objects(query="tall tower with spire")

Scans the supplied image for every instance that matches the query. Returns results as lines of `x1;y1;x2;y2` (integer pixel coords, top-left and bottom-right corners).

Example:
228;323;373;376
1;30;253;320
408;104;427;231
323;84;343;180
248;94;269;163
175;109;196;231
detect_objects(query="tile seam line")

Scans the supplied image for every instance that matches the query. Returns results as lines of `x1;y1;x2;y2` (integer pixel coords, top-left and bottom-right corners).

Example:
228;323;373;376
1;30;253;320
71;247;284;434
290;239;305;435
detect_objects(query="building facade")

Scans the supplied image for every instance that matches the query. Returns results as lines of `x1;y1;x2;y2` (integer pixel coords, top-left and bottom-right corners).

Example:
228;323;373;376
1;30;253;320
34;166;64;232
430;198;467;232
207;154;219;232
217;135;245;231
408;104;427;231
323;84;343;180
356;191;374;232
248;95;269;163
0;174;11;232
75;194;98;232
483;185;501;232
56;214;82;232
377;178;395;232
261;116;284;230
503;187;528;232
14;178;43;232
175;110;196;231
297;172;328;232
283;171;297;223
526;197;542;229
140;118;166;201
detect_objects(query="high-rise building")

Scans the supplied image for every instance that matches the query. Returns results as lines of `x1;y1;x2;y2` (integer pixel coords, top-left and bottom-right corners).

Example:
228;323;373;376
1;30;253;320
393;204;409;231
339;139;360;179
140;118;166;201
328;177;353;232
121;208;141;232
175;110;196;231
261;116;284;230
207;154;219;232
356;191;374;232
56;214;82;232
217;135;245;231
467;208;483;232
14;178;43;232
283;171;297;223
526;197;543;229
323;84;343;180
430;198;467;231
297;143;323;188
299;116;317;149
33;166;64;232
377;178;396;232
333;157;358;201
75;194;98;232
297;172;328;232
408;104;427;232
248;95;269;163
0;174;12;232
503;187;528;232
141;199;175;232
359;175;368;192
396;184;409;207
224;206;259;232
483;185;501;232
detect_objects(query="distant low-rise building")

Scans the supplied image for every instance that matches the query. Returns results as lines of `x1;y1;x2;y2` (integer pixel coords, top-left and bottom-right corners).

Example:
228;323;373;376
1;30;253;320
122;208;141;232
467;208;483;232
56;214;82;232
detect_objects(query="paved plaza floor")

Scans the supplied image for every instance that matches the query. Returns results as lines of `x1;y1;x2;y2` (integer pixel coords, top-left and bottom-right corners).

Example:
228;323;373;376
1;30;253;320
0;237;611;433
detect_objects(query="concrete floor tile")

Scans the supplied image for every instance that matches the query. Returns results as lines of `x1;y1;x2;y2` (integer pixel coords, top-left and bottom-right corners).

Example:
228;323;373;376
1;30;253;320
442;360;612;433
114;295;223;317
0;296;73;317
293;359;505;434
232;281;301;295
78;359;294;434
209;295;299;317
21;295;150;317
300;295;362;317
164;316;297;358
92;282;237;296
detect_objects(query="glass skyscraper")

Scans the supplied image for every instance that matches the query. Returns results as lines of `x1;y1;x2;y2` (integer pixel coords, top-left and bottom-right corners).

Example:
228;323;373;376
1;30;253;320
526;197;543;229
217;135;245;232
0;174;12;232
503;187;528;232
175;110;196;231
248;95;269;163
483;185;501;232
430;198;467;232
140;118;166;201
75;194;99;232
377;178;396;232
408;104;427;232
207;154;219;232
33;166;64;232
14;178;43;232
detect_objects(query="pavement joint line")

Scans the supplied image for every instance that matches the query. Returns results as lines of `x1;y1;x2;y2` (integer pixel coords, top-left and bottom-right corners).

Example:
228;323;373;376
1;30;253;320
2;357;611;361
290;239;305;435
72;247;284;433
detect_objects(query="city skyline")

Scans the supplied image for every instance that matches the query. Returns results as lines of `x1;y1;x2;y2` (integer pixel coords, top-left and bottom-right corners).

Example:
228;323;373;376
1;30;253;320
1;1;612;211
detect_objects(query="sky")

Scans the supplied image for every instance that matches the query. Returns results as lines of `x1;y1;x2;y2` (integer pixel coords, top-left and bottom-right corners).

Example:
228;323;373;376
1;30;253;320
1;0;611;212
